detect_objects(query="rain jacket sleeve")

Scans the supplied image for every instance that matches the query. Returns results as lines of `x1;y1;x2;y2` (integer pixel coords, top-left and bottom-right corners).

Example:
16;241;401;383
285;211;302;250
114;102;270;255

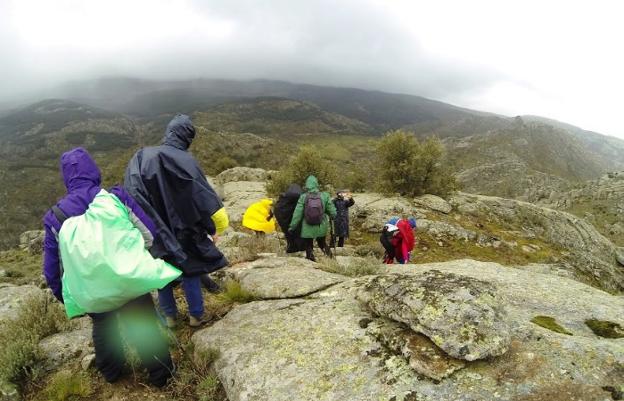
42;211;63;302
110;185;156;248
210;207;229;235
325;194;337;219
289;194;306;233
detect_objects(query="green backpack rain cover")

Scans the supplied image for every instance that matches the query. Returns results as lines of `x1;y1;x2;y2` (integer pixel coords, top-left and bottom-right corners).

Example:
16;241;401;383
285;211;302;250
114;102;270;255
58;189;181;318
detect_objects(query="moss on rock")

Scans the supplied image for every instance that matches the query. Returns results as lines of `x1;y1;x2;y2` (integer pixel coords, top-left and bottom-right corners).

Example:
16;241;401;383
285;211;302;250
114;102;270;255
530;316;572;336
585;319;624;339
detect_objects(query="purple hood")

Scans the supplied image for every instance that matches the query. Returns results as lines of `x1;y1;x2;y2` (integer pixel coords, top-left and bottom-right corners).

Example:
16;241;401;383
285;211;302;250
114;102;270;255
57;147;102;214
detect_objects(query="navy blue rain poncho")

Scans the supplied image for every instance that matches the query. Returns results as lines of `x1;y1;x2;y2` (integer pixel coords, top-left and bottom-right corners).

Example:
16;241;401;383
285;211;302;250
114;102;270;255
124;114;227;276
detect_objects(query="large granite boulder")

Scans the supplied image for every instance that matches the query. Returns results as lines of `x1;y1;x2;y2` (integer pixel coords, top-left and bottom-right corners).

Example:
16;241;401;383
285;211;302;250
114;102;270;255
413;194;452;214
616;247;624;266
193;257;623;401
38;324;93;372
357;271;511;361
221;181;267;223
351;193;425;233
215;167;269;185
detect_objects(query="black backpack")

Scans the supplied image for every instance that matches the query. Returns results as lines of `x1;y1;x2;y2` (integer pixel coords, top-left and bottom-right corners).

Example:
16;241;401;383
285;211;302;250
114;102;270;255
304;192;324;225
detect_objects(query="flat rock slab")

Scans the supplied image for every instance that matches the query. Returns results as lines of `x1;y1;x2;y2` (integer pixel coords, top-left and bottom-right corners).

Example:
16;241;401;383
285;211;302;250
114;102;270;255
225;257;345;299
192;296;423;401
0;284;44;323
192;257;624;401
357;271;511;361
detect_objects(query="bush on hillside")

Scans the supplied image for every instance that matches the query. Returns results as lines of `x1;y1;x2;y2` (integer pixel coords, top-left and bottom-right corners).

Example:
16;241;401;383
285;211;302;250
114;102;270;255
213;156;239;174
376;130;456;197
266;146;338;195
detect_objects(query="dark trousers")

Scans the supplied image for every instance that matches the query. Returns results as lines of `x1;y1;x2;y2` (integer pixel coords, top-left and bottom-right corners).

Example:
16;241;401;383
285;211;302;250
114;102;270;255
304;236;330;261
90;294;173;387
330;236;345;247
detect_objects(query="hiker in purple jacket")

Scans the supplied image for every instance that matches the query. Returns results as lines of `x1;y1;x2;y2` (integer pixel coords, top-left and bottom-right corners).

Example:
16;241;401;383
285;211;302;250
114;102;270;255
42;147;174;387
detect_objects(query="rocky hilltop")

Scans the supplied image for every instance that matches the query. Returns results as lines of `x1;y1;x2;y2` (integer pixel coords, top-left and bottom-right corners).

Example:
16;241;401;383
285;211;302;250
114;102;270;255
2;169;624;401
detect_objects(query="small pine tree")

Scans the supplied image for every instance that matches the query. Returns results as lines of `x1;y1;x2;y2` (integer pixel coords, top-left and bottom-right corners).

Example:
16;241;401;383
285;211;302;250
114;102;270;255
376;130;456;197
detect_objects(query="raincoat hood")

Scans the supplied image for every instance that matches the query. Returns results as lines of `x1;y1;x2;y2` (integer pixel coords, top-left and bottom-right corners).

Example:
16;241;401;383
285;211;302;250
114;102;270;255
60;147;101;191
305;175;319;192
283;184;303;199
163;114;196;150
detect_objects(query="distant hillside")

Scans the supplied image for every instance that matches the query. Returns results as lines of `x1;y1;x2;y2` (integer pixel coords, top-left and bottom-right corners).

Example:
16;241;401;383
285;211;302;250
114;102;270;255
3;78;624;248
0;99;143;249
539;171;624;246
53;77;489;133
523;115;624;171
0;99;141;159
193;97;373;136
444;117;615;199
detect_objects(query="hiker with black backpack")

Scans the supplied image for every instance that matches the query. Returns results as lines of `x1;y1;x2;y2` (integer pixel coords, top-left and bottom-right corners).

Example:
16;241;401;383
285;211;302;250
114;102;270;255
274;184;307;253
288;175;337;261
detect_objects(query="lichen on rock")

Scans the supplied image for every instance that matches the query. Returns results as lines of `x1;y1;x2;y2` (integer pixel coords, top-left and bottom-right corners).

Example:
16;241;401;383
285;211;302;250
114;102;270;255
356;271;511;361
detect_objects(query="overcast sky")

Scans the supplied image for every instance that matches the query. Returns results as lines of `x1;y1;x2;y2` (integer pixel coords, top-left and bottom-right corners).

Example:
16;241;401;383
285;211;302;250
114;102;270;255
1;0;623;138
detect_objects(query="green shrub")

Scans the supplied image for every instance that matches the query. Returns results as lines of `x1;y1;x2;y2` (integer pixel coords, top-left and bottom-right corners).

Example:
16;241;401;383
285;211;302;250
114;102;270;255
266;146;338;195
213;156;239;174
40;370;92;401
0;292;73;384
376;130;456;197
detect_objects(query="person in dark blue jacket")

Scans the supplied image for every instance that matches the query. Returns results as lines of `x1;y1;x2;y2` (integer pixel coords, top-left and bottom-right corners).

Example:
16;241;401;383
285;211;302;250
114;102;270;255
124;114;229;328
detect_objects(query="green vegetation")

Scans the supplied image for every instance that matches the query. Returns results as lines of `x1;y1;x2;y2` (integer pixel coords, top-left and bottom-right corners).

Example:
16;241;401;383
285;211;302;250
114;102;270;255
169;341;225;401
217;280;257;304
38;370;92;401
267;146;339;195
318;256;381;277
0;249;43;285
585;319;624;339
530;316;573;335
0;293;73;385
376;130;456;197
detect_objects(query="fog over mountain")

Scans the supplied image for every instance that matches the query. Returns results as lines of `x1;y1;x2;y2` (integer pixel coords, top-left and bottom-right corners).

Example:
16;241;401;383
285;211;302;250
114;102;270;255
1;0;624;138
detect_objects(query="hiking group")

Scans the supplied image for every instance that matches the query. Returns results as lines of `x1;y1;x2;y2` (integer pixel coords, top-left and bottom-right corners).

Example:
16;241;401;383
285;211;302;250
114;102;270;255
42;113;416;387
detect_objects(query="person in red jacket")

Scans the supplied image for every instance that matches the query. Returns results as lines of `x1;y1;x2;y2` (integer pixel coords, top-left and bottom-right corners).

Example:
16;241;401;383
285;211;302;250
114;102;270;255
381;217;416;264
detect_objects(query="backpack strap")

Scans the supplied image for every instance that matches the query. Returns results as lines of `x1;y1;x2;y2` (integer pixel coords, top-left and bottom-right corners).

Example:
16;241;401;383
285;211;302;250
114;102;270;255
51;205;68;225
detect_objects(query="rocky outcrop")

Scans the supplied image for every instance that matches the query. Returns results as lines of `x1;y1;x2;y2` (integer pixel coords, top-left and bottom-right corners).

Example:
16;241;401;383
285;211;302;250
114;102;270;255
193;257;624;401
38;325;93;372
19;230;44;255
413;194;452;214
617;247;624;266
357;271;511;361
221;181;267;223
351;193;427;233
450;192;624;293
215;167;271;185
0;284;43;323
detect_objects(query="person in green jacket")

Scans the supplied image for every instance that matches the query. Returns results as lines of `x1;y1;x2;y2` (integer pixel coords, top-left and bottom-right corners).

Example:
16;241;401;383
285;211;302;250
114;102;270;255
289;175;337;261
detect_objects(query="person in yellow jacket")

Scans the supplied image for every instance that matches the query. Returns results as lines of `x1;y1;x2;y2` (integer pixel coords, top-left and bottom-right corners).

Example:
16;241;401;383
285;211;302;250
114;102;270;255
242;199;276;235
